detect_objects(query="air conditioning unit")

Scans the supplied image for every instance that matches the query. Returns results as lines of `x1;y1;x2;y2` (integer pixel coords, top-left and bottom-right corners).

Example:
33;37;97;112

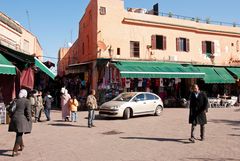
169;55;178;61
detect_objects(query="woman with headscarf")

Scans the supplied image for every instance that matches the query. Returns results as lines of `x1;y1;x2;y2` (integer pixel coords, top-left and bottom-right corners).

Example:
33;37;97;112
8;89;32;157
61;89;71;121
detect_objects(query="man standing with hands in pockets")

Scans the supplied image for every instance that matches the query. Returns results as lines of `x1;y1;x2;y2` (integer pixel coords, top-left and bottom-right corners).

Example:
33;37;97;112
189;84;208;143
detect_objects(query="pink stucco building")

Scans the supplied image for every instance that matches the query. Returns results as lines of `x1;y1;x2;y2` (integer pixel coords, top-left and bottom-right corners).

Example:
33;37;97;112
0;12;43;59
0;12;55;104
58;0;240;105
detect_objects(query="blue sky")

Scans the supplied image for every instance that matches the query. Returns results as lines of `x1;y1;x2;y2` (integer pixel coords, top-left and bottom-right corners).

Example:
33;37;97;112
0;0;239;71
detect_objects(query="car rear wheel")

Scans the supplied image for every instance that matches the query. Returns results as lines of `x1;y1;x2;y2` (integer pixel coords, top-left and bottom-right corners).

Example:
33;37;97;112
123;108;130;119
154;105;163;116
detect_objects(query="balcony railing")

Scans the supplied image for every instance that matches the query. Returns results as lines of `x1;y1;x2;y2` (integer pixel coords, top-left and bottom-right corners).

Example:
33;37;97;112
159;12;239;27
127;8;240;27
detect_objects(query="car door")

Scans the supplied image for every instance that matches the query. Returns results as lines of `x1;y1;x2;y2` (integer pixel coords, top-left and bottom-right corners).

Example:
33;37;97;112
145;93;158;113
132;93;146;115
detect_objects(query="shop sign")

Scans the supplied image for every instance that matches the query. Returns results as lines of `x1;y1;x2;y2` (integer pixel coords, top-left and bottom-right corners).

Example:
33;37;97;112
229;58;240;64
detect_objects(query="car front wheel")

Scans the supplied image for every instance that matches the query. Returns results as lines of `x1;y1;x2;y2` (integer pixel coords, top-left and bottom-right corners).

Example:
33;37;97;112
123;108;130;119
154;105;163;116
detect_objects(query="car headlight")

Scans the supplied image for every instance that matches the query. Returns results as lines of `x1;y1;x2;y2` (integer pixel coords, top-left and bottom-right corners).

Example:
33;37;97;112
110;106;120;110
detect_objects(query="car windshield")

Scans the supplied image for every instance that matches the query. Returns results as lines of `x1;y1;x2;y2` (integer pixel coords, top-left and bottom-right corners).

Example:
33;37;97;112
113;92;136;102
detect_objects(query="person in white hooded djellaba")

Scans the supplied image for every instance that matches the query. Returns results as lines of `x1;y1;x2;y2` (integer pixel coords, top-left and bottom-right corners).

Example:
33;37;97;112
61;89;71;121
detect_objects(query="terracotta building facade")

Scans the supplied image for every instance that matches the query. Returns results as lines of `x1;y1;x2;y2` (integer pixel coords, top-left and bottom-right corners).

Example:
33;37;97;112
58;0;240;105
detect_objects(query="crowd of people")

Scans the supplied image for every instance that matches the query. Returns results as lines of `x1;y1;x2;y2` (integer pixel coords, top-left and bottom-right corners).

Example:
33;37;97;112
28;89;54;122
7;87;98;157
60;87;98;128
6;83;208;157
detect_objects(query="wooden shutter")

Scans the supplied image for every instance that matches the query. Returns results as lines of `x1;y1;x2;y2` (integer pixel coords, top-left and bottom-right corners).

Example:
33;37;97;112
202;41;206;54
151;35;156;49
163;36;166;50
211;41;215;54
186;39;190;52
176;38;180;51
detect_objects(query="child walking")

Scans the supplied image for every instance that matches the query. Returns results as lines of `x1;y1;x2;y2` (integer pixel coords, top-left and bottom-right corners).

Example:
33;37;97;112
69;95;79;122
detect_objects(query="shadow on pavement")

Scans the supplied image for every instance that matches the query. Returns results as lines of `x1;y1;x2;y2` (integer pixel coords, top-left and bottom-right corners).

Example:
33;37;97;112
120;136;191;144
0;149;12;157
48;123;87;128
84;115;121;121
232;128;240;130
234;108;240;112
185;157;240;161
102;130;124;135
209;119;240;127
53;120;67;122
94;114;154;121
229;134;240;137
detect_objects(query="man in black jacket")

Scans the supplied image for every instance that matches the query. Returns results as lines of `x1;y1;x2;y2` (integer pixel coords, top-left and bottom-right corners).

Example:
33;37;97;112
189;84;208;143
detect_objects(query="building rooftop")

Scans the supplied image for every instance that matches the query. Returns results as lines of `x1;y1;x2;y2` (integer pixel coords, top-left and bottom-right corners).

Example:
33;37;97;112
127;7;240;28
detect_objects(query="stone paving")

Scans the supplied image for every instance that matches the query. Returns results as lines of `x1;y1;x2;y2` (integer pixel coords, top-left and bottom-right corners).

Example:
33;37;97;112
0;107;240;161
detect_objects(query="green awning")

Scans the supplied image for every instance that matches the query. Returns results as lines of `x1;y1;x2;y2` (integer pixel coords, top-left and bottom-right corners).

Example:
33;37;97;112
198;67;235;83
0;44;34;63
226;67;240;79
0;53;16;75
34;57;56;79
214;67;235;83
113;61;205;78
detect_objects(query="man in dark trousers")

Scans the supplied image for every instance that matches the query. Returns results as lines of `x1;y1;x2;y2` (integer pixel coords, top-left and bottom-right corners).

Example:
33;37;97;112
189;84;208;143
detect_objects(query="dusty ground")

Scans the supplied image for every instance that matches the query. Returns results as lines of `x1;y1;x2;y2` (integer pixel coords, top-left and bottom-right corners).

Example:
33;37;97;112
0;107;240;161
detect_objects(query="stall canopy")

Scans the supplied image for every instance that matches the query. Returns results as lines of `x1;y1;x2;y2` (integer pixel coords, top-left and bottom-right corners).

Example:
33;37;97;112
226;67;240;79
113;61;205;78
214;67;235;83
0;52;16;75
198;67;235;83
34;57;56;79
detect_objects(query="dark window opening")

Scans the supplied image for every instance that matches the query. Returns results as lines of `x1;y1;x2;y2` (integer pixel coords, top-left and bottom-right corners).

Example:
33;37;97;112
117;48;120;55
156;35;163;49
82;43;85;55
202;41;214;54
206;41;212;53
151;35;166;50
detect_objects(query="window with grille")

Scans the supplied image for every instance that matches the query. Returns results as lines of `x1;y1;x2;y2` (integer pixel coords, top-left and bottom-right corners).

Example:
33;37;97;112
176;37;189;52
130;41;140;58
99;7;106;15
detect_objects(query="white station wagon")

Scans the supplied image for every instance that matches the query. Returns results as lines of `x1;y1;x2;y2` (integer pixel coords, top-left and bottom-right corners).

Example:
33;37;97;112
99;92;164;119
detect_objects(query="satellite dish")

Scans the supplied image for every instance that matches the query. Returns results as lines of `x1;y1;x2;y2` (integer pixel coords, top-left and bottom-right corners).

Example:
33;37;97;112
68;42;72;47
97;41;107;51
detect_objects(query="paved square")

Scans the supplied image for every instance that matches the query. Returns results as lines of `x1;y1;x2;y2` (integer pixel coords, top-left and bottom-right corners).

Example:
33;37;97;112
0;107;240;161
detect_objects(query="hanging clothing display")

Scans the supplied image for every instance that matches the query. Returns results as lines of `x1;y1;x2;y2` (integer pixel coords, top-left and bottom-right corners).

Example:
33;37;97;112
125;79;131;88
